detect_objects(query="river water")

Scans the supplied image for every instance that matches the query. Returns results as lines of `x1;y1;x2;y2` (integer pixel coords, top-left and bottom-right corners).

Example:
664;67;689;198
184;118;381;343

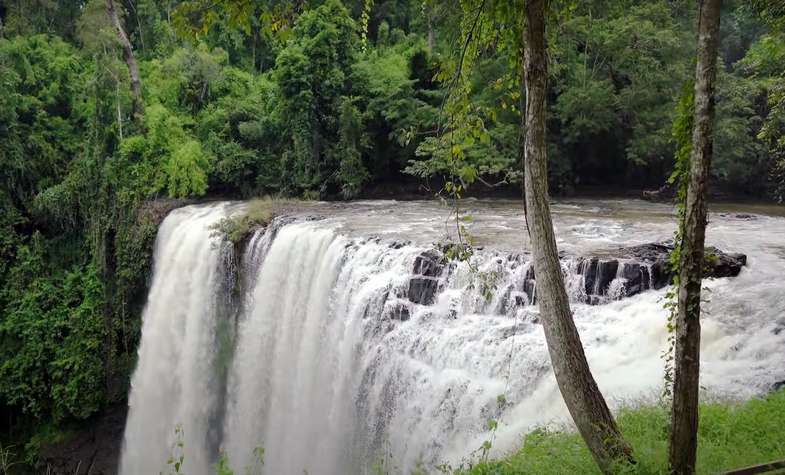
119;198;785;475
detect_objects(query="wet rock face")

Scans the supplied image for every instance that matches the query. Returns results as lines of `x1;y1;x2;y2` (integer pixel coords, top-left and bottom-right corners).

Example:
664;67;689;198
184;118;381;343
406;242;746;307
387;300;412;322
578;242;747;303
709;248;747;277
412;250;443;277
578;258;619;296
407;250;444;305
620;242;746;280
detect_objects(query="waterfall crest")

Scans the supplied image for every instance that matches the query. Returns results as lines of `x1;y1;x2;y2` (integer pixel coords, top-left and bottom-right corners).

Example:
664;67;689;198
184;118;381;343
120;203;785;475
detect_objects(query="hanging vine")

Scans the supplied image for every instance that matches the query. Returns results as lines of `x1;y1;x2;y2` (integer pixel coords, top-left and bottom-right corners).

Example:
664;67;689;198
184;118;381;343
662;83;693;399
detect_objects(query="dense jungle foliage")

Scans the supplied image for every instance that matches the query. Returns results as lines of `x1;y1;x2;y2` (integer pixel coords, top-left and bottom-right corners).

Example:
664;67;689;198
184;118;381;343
0;0;783;467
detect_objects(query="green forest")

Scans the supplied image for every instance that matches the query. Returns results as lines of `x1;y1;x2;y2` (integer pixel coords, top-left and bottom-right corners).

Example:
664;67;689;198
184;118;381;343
0;0;784;472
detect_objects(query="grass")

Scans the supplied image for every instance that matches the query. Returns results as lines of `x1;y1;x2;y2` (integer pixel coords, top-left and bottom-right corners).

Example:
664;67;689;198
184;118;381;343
464;389;785;475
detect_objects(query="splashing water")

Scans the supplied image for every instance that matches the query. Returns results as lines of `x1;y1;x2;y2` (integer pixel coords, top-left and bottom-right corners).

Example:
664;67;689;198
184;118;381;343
120;200;785;475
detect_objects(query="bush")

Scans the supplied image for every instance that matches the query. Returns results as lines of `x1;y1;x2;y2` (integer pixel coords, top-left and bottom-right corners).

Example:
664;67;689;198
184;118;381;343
209;197;277;244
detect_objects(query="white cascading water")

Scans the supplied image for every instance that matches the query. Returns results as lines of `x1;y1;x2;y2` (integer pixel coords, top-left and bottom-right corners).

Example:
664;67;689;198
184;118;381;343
120;201;785;475
120;204;234;475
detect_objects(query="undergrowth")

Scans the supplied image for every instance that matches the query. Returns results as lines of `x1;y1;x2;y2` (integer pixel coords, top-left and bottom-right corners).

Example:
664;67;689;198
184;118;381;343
463;388;785;475
209;198;280;244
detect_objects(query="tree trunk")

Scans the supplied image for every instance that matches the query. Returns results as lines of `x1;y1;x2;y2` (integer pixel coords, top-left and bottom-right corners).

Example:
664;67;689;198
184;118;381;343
106;0;143;126
522;1;633;472
427;15;434;54
668;1;722;473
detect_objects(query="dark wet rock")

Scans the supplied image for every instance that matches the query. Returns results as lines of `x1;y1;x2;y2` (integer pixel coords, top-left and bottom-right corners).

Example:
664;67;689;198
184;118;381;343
389;240;411;249
616;262;651;296
412;250;444;277
708;248;747;277
404;241;744;308
773;380;785;392
719;213;757;220
586;295;604;305
575;241;747;303
138;198;195;227
522;279;536;305
578;258;619;296
406;250;445;305
387;301;411;322
38;404;126;475
618;242;674;262
408;276;440;305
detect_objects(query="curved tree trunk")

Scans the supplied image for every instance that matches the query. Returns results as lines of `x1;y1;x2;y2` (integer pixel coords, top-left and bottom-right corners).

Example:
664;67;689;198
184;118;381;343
669;1;722;473
106;0;143;126
522;0;633;472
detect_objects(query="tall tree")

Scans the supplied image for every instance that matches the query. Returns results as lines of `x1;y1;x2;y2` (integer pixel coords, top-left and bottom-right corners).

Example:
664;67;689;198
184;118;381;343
521;0;633;472
106;0;143;125
669;0;722;473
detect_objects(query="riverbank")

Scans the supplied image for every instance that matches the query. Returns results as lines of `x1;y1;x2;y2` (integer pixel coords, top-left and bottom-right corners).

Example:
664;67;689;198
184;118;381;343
464;388;785;475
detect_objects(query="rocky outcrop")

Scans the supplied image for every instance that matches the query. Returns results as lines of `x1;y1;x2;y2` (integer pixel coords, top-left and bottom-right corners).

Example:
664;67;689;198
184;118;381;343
138;198;195;227
386;300;412;322
37;404;126;475
405;242;746;307
576;241;746;304
407;250;444;305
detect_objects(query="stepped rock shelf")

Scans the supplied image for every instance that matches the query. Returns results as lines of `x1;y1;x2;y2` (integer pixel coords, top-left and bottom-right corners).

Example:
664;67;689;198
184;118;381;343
400;241;746;312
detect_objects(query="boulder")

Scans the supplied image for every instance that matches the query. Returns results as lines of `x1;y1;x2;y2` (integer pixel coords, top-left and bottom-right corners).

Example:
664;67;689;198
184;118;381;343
408;276;440;305
412;250;443;277
406;250;445;305
578;241;746;303
578;258;619;296
616;262;651;296
707;247;747;277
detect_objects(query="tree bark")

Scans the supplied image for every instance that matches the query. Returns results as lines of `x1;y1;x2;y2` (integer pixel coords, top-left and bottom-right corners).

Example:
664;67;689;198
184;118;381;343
669;1;722;473
522;1;633;472
106;0;143;126
427;15;434;54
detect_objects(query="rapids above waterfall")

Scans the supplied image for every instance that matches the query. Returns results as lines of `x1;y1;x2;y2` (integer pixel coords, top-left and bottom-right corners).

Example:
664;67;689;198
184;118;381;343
119;199;785;475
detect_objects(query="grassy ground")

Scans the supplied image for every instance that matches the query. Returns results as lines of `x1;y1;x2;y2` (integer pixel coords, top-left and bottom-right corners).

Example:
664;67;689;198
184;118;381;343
465;389;785;474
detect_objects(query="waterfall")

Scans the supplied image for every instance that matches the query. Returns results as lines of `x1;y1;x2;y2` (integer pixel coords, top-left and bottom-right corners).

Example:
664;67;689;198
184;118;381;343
120;204;235;475
120;203;785;475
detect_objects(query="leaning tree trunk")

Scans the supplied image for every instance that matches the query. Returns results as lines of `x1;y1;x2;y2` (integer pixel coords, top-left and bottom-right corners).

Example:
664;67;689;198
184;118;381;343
106;0;143;126
669;1;722;473
522;0;633;472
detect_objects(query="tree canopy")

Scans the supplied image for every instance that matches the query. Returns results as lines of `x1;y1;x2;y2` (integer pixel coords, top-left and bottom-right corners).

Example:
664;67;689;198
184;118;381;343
0;0;783;468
